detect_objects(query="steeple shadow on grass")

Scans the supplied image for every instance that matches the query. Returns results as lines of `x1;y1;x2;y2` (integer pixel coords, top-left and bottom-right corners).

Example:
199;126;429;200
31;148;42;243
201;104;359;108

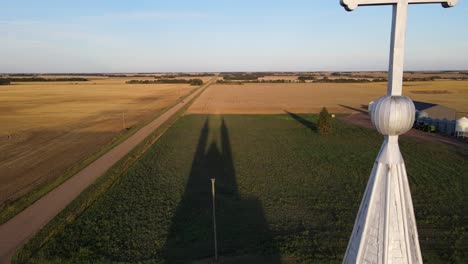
163;117;279;263
285;111;317;131
338;104;368;114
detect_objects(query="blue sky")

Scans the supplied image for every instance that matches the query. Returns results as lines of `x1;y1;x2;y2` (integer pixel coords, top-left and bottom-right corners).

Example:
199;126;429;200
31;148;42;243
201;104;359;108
1;0;467;73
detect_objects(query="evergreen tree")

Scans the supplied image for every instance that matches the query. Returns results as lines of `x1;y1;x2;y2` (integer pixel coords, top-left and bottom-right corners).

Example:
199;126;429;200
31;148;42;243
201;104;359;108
318;107;333;135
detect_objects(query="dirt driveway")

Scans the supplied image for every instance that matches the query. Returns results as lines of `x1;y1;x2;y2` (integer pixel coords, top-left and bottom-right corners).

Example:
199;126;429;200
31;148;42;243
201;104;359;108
0;77;216;264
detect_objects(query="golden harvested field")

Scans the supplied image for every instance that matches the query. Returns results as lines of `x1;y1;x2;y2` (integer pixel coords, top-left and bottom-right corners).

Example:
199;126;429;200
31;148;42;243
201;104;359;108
405;80;468;116
0;78;196;205
188;80;468;116
188;82;386;114
332;71;468;79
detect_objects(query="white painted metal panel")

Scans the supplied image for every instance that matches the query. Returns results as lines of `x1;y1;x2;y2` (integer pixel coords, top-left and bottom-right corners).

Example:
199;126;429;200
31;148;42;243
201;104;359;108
340;1;458;263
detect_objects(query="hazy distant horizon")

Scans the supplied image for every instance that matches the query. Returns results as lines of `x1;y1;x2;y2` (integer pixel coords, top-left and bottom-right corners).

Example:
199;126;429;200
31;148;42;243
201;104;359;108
1;0;467;73
2;69;468;75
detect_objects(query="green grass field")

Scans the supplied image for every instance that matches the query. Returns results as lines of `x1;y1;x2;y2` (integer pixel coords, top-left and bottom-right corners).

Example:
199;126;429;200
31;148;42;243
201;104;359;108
22;114;467;263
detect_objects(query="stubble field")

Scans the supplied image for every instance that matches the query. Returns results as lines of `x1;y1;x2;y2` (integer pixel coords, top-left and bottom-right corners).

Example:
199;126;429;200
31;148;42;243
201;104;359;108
0;78;196;213
188;81;468;117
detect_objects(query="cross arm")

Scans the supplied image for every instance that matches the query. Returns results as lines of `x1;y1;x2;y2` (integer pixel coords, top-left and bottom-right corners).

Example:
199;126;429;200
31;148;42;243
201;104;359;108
340;0;458;11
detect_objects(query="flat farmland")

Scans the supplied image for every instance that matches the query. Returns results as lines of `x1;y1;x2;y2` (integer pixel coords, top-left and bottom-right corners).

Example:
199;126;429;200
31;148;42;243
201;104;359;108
20;115;466;263
405;80;468;117
188;81;468;116
0;78;196;210
188;82;387;114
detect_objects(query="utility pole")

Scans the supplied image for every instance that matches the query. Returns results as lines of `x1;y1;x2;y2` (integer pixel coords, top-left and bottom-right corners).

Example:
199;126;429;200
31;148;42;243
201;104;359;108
211;178;218;262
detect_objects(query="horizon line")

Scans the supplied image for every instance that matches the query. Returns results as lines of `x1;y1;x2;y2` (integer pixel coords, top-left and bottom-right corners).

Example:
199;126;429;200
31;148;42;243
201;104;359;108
2;69;468;75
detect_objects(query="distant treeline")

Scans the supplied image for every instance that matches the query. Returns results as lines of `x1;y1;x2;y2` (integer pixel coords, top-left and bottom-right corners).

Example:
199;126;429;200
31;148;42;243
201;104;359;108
217;76;468;84
148;73;215;79
0;77;88;82
4;73;37;77
331;72;351;77
158;73;215;78
126;79;203;85
222;72;267;75
313;77;387;83
298;75;387;83
403;76;468;81
2;72;216;78
222;73;266;81
0;79;11;85
107;74;208;78
216;80;244;85
403;77;439;82
217;79;299;84
343;74;379;79
298;76;317;81
217;78;387;84
223;75;259;81
6;73;105;77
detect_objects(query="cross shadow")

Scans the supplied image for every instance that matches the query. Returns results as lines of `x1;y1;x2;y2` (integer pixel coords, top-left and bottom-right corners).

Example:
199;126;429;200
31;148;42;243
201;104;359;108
338;104;368;114
360;104;369;110
285;111;317;131
162;118;279;262
412;101;437;111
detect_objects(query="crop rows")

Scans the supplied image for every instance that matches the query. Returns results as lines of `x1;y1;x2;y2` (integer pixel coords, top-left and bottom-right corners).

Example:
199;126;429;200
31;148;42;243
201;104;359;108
25;114;467;263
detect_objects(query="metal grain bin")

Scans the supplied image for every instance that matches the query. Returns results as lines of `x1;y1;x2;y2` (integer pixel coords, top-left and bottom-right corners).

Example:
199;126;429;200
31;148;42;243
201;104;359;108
446;120;456;136
438;119;448;134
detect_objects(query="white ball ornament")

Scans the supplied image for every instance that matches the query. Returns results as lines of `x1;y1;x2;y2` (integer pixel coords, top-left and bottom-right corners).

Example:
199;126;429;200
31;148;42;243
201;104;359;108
371;95;415;136
341;0;358;11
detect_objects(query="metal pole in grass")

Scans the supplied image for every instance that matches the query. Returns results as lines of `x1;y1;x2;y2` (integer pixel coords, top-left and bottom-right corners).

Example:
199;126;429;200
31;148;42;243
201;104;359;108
122;112;126;130
211;178;218;262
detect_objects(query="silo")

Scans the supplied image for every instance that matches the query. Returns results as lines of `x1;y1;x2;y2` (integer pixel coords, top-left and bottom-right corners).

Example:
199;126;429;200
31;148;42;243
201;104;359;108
456;117;468;138
417;111;429;120
446;120;456;136
438;119;448;134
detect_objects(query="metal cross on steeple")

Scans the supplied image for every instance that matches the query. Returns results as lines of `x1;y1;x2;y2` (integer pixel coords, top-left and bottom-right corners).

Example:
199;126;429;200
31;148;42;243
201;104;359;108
340;1;458;263
342;0;458;96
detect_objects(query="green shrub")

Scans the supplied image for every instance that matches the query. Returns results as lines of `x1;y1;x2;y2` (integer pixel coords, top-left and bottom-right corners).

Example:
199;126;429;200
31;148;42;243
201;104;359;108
317;107;333;135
